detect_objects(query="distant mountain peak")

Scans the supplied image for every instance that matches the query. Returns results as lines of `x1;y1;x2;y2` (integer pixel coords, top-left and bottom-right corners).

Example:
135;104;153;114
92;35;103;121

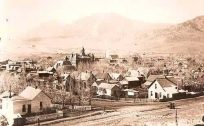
178;15;204;32
13;14;204;55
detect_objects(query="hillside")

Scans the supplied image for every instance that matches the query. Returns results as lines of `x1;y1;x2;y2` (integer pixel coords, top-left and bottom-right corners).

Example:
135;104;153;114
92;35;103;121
23;14;167;52
135;16;204;53
4;14;204;58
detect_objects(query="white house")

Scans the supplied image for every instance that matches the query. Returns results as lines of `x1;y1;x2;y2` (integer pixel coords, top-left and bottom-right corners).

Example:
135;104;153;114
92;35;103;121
0;86;52;125
148;77;179;100
97;83;120;97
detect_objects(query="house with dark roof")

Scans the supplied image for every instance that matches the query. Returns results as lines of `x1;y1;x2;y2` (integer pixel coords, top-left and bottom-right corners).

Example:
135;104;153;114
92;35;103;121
120;77;140;89
143;75;164;87
37;71;53;78
54;56;75;70
95;72;112;83
148;77;179;100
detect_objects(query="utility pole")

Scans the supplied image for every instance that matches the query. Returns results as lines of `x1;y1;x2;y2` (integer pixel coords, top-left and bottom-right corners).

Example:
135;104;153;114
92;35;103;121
175;108;178;126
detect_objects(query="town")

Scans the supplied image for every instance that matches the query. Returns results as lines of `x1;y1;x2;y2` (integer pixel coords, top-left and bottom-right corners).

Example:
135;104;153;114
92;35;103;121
0;47;204;126
2;1;204;125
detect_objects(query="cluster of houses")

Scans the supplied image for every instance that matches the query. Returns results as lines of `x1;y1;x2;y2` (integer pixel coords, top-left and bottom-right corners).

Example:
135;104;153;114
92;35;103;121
0;49;189;102
1;48;202;125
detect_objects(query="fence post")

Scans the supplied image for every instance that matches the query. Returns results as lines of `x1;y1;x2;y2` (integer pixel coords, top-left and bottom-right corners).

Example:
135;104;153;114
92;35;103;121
37;117;40;126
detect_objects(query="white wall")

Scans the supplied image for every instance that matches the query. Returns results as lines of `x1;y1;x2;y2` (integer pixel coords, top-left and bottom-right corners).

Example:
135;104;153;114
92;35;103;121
1;98;14;126
148;80;178;99
148;81;166;99
97;88;112;96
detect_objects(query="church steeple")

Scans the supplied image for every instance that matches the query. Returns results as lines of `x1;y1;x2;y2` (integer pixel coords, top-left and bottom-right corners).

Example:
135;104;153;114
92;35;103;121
65;56;69;61
81;47;86;56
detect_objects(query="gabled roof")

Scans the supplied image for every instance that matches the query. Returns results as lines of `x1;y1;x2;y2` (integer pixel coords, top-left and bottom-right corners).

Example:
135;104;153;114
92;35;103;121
92;82;98;87
149;77;177;89
157;78;177;88
95;72;111;80
109;73;123;80
143;81;152;86
19;86;42;100
147;75;164;82
125;69;140;77
98;83;118;89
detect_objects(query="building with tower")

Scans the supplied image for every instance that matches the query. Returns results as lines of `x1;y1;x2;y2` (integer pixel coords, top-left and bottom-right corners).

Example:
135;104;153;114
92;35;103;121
69;47;95;67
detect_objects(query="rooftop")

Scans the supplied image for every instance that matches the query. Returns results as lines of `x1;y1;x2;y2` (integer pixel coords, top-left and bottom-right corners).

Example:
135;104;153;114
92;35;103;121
19;86;42;100
147;75;165;82
156;78;177;88
98;83;118;89
125;76;139;81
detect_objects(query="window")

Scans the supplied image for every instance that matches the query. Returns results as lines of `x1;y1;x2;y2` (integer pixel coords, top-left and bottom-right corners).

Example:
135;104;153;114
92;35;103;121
22;105;26;112
175;87;178;89
84;82;87;89
155;84;157;89
40;102;43;110
160;92;162;98
151;91;153;96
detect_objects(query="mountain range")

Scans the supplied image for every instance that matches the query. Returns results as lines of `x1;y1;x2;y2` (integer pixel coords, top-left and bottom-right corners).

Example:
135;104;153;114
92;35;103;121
5;13;204;58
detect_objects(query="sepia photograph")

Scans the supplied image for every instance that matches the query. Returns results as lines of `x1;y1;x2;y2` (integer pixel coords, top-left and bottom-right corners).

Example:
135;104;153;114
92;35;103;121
1;0;204;125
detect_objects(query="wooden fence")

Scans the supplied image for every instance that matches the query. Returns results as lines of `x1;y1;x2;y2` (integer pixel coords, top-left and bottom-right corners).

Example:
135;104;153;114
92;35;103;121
25;112;63;124
51;104;92;111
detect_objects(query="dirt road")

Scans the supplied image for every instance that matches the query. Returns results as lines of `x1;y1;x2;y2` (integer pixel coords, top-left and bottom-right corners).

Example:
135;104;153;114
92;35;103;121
50;97;204;126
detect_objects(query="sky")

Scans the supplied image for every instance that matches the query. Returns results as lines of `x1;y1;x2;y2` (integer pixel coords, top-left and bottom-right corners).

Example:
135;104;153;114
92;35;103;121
1;0;204;34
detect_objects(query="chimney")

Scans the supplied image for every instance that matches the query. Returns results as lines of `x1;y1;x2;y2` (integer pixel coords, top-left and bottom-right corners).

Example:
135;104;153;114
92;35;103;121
9;90;12;98
9;85;12;98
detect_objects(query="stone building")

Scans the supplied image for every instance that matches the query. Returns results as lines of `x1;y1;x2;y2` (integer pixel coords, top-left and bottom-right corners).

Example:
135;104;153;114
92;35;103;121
69;47;95;67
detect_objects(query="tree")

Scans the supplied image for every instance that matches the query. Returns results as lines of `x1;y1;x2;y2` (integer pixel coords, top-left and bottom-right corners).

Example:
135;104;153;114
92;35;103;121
0;71;26;93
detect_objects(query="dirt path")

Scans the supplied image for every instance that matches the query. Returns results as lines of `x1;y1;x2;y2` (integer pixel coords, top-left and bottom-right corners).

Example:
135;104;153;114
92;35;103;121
50;96;204;126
